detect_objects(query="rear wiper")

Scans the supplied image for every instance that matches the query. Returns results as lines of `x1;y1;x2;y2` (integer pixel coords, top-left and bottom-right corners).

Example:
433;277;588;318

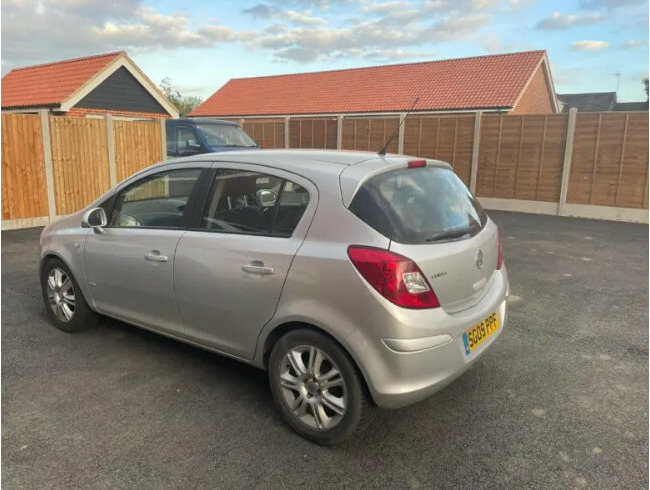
425;229;472;243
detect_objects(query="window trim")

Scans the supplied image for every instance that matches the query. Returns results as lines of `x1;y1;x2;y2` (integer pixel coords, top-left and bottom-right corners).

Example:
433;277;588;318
105;167;207;231
188;167;310;239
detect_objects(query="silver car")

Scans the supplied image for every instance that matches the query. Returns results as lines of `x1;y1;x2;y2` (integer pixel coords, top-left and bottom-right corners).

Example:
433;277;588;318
39;150;508;445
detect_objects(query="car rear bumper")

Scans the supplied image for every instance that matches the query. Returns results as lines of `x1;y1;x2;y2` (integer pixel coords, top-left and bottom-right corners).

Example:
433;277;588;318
344;268;509;409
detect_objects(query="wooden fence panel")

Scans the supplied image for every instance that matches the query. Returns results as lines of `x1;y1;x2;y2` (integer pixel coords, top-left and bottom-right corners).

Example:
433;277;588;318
477;114;568;201
49;116;110;215
403;115;475;185
242;119;285;149
1;114;48;220
568;112;648;208
288;118;337;149
341;117;399;153
114;120;163;181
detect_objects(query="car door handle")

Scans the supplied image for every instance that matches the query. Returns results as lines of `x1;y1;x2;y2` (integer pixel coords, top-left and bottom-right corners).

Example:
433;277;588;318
242;263;274;275
144;251;168;263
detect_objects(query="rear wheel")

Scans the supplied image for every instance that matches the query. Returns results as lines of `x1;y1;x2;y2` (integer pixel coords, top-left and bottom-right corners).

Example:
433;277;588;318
269;329;367;445
40;258;98;333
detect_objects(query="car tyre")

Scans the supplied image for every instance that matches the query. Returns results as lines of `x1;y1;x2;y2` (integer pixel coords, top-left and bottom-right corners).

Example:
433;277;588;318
41;258;98;333
269;328;367;445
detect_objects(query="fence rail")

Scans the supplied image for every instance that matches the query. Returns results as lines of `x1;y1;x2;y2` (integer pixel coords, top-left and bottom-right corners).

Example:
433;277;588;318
1;109;648;230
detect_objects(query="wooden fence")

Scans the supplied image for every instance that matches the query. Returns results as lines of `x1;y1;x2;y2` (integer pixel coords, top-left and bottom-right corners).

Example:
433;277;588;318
1;111;164;229
1;109;648;229
234;110;648;221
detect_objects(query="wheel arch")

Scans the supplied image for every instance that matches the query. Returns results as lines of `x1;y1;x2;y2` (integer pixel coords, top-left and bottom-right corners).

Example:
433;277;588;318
259;321;374;403
39;252;95;310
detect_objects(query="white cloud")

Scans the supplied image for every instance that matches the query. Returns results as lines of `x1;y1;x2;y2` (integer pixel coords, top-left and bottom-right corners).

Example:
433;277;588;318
579;0;646;9
623;40;645;49
284;10;327;25
570;40;610;51
535;11;605;30
361;1;413;14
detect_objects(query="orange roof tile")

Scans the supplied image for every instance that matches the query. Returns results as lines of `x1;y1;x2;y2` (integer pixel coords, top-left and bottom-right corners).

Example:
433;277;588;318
1;52;123;109
192;50;546;117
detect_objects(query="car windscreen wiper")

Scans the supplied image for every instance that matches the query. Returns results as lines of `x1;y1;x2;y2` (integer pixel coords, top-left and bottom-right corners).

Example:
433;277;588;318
425;228;472;243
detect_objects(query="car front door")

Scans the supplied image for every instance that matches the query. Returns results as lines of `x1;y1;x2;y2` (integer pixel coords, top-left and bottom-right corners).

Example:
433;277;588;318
84;165;205;335
174;164;317;359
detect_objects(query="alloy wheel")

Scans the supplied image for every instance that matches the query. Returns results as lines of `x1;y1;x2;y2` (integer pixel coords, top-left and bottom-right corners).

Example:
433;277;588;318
46;268;76;322
279;345;347;430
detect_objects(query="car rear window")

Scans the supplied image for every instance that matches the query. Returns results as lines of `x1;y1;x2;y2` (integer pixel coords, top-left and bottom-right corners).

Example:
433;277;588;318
349;166;487;245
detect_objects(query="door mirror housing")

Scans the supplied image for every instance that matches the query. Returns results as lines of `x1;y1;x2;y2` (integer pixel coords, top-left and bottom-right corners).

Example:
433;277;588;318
256;189;278;207
186;139;202;150
82;207;107;233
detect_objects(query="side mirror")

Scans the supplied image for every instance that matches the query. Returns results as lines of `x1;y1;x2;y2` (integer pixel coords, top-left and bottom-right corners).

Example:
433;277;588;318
256;189;278;206
186;139;201;150
81;207;107;233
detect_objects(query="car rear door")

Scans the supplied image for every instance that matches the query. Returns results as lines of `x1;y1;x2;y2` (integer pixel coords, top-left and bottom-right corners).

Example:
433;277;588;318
173;163;317;359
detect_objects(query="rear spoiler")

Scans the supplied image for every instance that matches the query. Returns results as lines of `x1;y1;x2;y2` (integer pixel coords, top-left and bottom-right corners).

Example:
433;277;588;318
338;156;452;207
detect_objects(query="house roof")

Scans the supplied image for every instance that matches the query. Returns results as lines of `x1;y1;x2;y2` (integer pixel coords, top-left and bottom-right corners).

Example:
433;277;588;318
1;51;179;117
2;52;123;109
614;101;648;111
191;50;549;117
557;92;617;113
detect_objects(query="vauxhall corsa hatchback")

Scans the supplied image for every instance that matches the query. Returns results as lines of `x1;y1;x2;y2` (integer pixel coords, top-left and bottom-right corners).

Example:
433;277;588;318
39;150;509;445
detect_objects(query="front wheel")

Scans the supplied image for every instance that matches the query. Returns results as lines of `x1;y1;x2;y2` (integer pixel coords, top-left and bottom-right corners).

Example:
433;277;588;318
40;258;98;333
268;329;367;445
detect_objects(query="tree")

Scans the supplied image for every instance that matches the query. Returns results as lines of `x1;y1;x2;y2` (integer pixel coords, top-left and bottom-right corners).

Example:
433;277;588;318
159;77;203;117
644;77;649;100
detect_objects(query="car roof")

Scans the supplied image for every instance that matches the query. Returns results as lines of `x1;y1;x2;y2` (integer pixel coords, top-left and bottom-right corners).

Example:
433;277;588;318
170;118;239;126
166;149;380;175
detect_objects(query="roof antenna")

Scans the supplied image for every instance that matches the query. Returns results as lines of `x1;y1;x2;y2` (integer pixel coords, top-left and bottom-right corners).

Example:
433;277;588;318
378;96;419;156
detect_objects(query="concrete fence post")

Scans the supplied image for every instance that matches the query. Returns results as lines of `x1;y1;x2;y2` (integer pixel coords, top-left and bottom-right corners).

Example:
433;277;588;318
160;118;167;160
337;115;343;150
39;109;56;221
105;114;117;187
284;116;290;149
469;111;482;194
558;107;578;215
397;112;407;154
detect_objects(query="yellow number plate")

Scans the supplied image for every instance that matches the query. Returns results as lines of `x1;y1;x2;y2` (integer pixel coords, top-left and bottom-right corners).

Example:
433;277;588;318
462;312;499;355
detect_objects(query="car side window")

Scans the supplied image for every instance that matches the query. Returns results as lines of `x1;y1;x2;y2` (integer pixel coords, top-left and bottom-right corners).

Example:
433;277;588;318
177;126;197;151
110;168;201;229
200;169;310;237
166;124;174;153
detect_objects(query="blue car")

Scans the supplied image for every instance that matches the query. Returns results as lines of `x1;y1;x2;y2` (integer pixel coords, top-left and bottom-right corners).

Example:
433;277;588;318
165;118;258;157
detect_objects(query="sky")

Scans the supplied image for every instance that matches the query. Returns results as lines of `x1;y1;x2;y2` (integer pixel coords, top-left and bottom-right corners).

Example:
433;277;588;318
1;0;648;102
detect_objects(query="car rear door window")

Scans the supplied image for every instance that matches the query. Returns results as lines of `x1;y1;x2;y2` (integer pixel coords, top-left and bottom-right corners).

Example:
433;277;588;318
200;169;309;237
110;168;201;229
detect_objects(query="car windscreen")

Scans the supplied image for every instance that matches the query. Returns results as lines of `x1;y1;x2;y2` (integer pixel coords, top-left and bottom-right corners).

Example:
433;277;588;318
349;166;487;245
196;124;257;148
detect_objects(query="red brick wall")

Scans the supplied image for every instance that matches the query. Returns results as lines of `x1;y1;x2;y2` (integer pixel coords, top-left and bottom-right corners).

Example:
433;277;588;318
66;107;171;119
511;64;556;114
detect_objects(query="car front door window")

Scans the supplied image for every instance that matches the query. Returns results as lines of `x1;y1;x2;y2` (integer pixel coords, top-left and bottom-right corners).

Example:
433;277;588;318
110;168;201;229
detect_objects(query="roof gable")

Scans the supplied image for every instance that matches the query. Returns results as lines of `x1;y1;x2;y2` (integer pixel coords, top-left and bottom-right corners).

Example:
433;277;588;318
192;50;547;117
75;66;167;114
1;52;122;109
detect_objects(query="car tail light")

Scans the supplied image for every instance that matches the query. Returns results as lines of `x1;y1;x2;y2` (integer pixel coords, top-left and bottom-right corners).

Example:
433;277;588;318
407;159;427;169
496;229;503;270
347;246;440;309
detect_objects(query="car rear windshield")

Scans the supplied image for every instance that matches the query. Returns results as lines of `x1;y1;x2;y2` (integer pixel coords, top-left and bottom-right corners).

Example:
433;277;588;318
349;166;487;245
